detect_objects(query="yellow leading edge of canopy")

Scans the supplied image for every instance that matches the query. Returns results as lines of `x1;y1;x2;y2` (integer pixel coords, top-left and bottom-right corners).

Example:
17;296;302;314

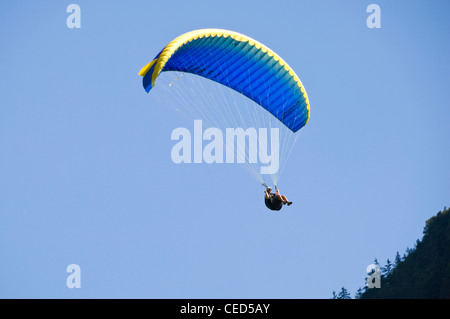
139;29;310;124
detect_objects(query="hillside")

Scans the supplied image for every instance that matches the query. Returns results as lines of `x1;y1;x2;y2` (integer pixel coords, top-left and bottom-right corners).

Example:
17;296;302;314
358;206;450;299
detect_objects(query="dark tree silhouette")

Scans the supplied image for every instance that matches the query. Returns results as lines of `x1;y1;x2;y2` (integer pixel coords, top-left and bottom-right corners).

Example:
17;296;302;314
382;259;392;277
332;207;450;299
358;207;450;299
394;251;402;266
337;287;351;299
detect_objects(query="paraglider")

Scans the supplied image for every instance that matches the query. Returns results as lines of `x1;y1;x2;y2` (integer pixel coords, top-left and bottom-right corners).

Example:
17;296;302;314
139;29;309;133
139;29;310;211
264;185;292;211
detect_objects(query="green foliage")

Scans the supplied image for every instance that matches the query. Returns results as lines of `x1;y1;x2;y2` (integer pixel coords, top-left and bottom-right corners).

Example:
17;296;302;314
357;206;450;299
332;287;351;299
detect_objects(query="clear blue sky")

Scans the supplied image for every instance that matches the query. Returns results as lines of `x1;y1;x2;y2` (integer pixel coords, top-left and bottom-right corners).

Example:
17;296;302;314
1;0;449;298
